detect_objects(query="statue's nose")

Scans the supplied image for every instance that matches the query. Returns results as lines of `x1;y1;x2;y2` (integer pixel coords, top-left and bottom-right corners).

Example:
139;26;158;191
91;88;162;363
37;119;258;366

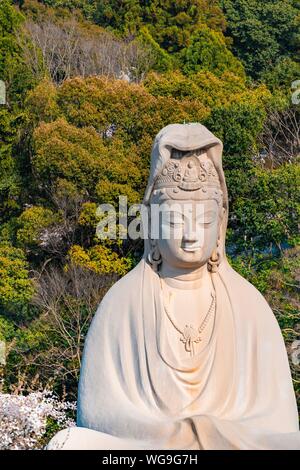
182;227;198;242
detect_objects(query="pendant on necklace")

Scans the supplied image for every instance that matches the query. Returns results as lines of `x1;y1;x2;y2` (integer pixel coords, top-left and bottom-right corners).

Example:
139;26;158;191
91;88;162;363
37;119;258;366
180;325;201;357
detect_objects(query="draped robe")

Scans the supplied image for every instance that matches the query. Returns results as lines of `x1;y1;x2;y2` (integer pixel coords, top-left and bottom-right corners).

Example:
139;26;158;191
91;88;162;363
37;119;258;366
68;258;300;450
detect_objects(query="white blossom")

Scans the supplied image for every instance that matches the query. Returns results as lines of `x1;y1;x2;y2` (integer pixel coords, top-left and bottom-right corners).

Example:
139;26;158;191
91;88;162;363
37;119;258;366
39;227;64;248
0;390;76;450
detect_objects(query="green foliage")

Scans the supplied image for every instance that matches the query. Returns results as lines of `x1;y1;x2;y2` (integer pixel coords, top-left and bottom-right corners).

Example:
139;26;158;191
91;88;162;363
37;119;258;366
179;26;245;78
137;27;175;73
16;206;61;248
69;244;133;276
0;315;15;341
78;202;98;228
227;163;300;250
90;0;226;53
0;0;35;103
228;252;278;294
204;100;267;156
55;76;208;144
25;79;60;124
32;117;142;204
0;243;34;308
0;1;24;221
144;69;271;109
260;58;300;94
0;0;23;79
221;0;300;79
0;1;37;228
0;108;22;220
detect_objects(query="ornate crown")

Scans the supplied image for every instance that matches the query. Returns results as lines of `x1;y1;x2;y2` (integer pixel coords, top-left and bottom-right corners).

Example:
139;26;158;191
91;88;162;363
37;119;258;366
154;150;220;191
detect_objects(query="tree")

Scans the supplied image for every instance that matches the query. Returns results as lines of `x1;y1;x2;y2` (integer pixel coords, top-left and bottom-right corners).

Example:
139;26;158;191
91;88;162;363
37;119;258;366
0;0;23;82
91;0;226;52
0;0;34;102
179;26;245;77
227;163;300;251
0;1;22;222
204;98;268;156
16;206;62;250
258;106;300;166
0;242;34;311
0;1;35;225
19;18;156;84
0;108;22;222
221;0;300;78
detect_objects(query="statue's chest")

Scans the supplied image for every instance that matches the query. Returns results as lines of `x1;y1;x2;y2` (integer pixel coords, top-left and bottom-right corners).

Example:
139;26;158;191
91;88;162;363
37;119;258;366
160;288;216;359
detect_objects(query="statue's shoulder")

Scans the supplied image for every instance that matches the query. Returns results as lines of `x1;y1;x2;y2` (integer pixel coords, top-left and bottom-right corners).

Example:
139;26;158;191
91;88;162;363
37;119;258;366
228;266;268;302
104;262;142;301
221;262;279;326
92;260;144;322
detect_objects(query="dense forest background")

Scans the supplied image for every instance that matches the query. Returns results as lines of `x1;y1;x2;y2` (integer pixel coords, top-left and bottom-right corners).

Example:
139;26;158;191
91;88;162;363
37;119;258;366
0;0;299;438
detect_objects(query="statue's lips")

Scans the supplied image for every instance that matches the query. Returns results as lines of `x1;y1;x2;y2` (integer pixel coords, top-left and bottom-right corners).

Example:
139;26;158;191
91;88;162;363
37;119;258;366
182;244;202;252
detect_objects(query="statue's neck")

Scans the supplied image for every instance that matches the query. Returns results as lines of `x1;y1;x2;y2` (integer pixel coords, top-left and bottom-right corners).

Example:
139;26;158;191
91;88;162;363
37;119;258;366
159;262;211;290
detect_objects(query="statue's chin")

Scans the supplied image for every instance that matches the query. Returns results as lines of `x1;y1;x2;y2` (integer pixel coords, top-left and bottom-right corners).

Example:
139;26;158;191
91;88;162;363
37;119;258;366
164;253;209;269
181;247;201;252
166;263;208;271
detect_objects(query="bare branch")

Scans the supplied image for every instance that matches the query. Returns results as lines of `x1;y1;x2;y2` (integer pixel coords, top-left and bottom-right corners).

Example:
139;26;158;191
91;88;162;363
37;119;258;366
17;19;156;84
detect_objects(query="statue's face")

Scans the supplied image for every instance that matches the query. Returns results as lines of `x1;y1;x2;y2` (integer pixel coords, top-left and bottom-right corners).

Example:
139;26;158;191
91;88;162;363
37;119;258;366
155;199;221;269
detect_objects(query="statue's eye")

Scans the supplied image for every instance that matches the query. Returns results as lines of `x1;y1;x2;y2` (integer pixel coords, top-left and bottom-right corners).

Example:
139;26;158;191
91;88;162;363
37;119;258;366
165;211;184;226
197;210;217;225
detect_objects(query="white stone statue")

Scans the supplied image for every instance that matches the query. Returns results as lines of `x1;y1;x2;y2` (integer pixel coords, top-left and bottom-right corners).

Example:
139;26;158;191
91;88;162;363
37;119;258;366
48;123;300;450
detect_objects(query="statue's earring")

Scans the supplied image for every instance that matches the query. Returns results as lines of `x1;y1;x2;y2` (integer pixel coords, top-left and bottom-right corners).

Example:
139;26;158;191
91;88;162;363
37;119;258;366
208;239;221;273
148;242;162;272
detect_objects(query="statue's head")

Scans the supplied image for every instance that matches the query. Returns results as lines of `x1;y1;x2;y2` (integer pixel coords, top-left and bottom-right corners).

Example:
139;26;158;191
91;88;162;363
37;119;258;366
143;123;228;273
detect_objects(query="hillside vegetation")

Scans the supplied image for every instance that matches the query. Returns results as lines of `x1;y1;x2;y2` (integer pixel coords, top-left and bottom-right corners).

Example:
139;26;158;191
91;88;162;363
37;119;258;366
0;1;299;421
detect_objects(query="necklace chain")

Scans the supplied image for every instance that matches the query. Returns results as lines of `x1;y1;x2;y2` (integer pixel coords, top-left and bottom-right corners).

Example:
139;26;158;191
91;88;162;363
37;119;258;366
159;276;216;357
